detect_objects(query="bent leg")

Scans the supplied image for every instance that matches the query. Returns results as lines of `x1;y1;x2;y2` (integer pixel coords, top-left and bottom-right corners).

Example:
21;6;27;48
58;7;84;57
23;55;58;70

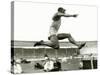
34;35;59;49
57;33;79;46
57;33;86;49
43;35;59;49
56;33;86;55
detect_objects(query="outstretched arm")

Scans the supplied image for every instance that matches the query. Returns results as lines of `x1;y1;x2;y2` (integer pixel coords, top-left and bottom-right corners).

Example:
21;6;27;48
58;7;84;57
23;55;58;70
58;13;78;18
63;14;78;17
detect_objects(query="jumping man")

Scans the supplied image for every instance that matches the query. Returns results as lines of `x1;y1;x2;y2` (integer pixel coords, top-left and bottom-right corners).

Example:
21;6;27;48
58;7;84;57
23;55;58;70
34;7;86;53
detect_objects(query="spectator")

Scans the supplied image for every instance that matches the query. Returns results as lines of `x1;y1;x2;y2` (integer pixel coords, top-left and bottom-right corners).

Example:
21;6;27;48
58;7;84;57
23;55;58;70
79;60;83;69
43;56;54;72
11;59;22;74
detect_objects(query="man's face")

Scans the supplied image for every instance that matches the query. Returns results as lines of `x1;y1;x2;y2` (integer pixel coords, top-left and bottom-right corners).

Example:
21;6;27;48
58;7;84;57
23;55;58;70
60;9;65;13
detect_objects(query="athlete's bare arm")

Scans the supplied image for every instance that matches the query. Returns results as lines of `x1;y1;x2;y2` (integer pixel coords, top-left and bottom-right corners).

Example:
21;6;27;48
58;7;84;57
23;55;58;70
58;13;78;17
63;14;78;17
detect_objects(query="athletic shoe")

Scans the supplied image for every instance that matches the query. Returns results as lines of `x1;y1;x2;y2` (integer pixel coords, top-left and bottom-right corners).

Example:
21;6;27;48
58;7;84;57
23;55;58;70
78;42;86;49
34;40;43;47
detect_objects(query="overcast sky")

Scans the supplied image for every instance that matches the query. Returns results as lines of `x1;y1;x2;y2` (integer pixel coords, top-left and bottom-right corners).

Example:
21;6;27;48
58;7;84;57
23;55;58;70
14;1;97;41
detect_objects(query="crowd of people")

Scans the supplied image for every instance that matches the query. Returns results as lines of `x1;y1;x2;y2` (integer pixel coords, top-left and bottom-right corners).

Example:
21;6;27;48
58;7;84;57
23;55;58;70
11;54;85;74
11;54;62;74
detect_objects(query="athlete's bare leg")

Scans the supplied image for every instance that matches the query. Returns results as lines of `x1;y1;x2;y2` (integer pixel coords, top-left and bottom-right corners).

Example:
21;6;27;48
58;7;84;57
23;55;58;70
34;35;59;49
34;33;85;50
56;33;86;55
57;33;86;49
57;33;79;46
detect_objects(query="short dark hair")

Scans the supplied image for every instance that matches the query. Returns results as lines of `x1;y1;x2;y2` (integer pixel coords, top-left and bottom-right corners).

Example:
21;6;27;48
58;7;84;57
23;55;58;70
58;7;65;12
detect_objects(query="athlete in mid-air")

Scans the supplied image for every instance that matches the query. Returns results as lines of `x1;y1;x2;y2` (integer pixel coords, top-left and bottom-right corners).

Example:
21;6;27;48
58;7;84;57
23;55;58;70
34;7;86;54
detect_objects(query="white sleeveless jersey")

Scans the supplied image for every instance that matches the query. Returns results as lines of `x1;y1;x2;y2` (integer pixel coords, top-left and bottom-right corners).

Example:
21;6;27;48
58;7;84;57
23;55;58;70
49;12;65;36
49;19;61;36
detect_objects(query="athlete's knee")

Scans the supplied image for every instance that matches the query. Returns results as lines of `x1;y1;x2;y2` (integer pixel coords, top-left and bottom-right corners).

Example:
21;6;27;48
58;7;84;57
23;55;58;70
51;43;59;49
53;45;59;49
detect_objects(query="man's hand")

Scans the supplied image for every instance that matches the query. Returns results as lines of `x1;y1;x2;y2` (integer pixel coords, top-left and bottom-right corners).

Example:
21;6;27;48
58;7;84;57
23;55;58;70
73;14;78;17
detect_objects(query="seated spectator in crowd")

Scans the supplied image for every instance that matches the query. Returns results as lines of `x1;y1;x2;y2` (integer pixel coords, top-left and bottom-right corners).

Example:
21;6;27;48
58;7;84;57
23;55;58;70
79;58;83;69
79;61;83;69
11;59;22;74
43;56;54;72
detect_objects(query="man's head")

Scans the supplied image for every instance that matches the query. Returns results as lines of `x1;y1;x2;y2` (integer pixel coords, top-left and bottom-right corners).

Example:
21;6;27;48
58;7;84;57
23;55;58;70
44;54;50;61
45;57;50;62
58;7;66;13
